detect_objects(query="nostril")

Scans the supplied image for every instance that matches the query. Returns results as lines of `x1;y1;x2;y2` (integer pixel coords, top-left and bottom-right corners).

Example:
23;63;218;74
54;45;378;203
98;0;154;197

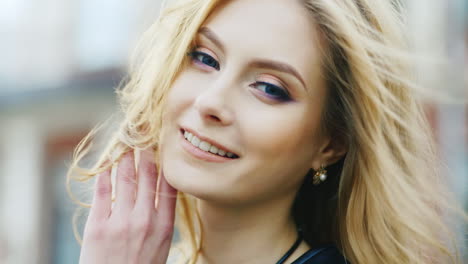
208;115;221;122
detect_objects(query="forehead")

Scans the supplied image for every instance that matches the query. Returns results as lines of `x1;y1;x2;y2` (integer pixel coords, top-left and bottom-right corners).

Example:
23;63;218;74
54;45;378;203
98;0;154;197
200;0;323;89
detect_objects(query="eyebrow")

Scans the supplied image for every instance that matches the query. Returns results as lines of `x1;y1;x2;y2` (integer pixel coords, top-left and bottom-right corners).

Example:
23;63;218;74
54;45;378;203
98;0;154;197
198;26;307;90
247;59;307;89
199;26;226;53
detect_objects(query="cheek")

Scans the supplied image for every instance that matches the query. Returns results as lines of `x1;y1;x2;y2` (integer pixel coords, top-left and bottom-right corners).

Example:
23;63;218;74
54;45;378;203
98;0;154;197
232;105;322;197
165;76;193;118
241;106;321;161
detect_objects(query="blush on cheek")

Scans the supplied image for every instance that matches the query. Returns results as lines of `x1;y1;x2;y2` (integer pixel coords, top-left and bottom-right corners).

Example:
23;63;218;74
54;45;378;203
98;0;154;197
241;110;322;170
245;118;304;153
169;72;208;106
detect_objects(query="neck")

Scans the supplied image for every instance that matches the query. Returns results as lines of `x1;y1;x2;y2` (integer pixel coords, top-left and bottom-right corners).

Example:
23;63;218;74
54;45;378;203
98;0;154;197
194;194;302;264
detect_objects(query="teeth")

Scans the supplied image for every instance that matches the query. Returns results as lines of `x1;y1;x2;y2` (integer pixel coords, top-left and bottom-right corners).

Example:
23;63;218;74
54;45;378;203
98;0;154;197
183;130;235;158
199;141;211;152
190;136;200;147
209;145;218;154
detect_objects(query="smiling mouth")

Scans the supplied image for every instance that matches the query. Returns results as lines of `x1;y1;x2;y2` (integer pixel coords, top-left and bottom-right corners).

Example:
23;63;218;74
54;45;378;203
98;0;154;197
180;129;239;159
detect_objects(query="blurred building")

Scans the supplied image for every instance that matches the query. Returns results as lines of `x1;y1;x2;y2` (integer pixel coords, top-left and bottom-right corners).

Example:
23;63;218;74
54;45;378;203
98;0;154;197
0;1;162;263
0;0;466;264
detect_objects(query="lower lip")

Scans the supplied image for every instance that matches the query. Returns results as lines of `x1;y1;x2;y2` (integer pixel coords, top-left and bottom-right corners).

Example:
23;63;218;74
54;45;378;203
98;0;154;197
179;131;237;163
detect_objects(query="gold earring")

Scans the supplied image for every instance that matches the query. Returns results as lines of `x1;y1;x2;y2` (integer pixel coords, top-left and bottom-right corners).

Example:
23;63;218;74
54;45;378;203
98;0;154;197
312;164;327;185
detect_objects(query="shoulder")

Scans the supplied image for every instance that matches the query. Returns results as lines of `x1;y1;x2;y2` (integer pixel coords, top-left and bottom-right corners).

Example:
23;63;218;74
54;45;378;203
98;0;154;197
291;244;350;264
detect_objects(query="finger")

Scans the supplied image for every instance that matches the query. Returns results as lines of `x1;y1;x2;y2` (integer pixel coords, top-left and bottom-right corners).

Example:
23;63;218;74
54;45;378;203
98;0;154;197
89;168;112;220
114;151;137;213
135;148;158;210
155;170;177;223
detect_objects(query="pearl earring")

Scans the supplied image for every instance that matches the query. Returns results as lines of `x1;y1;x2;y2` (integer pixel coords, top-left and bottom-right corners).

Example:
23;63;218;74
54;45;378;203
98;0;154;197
312;164;328;185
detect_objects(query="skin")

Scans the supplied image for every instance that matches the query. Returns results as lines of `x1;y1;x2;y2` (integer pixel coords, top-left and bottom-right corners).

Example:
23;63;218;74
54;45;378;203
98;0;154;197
79;149;177;263
161;0;345;263
79;0;345;263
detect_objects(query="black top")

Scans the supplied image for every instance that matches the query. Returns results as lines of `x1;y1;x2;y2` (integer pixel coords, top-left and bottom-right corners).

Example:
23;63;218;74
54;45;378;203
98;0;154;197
291;244;349;264
275;229;349;264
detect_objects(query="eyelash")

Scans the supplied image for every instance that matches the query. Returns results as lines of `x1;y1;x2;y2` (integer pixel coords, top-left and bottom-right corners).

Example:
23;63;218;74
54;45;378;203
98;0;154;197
187;49;292;102
187;50;220;70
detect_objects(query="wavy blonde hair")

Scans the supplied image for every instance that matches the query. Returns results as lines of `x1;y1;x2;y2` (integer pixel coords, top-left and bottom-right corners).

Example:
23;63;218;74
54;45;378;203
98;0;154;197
67;0;466;263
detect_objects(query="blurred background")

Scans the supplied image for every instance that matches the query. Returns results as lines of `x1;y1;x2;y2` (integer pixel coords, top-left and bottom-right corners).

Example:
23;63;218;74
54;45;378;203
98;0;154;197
0;0;466;263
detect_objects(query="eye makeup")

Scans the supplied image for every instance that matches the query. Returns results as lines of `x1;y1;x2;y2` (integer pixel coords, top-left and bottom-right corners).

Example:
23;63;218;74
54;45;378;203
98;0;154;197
186;47;293;102
249;82;291;102
187;48;220;71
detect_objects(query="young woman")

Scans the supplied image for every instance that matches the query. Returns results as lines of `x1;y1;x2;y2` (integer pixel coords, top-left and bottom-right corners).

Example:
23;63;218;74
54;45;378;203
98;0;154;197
68;0;464;263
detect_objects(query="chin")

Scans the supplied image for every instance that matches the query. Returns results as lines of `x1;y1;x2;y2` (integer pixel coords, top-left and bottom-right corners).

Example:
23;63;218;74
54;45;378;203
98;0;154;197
164;164;255;207
161;157;221;201
159;135;239;203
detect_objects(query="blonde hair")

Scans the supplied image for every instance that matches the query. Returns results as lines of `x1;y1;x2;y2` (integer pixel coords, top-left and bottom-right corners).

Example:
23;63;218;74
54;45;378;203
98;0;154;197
67;0;466;263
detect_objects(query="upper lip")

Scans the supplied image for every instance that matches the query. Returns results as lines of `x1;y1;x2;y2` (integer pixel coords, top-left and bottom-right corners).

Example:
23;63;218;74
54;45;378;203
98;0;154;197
181;126;240;156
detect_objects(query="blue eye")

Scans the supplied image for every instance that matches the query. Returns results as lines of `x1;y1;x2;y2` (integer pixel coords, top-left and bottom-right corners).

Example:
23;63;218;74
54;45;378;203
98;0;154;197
187;50;220;70
251;82;291;102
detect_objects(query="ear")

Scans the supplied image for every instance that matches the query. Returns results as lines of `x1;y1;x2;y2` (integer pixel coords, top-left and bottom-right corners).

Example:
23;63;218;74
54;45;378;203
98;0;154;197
311;136;347;170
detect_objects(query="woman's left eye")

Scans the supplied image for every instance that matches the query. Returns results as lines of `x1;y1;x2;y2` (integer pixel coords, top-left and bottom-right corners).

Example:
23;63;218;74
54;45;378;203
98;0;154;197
187;50;220;70
250;82;291;102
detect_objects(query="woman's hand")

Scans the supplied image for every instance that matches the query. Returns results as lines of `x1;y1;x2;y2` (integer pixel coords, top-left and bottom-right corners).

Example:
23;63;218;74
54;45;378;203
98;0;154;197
79;149;177;264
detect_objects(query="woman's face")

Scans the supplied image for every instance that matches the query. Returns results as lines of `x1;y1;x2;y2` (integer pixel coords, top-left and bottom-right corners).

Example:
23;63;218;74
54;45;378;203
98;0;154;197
161;0;331;205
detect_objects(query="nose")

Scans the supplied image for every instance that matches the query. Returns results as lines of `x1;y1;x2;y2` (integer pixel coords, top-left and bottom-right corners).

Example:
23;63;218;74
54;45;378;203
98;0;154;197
193;79;235;126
